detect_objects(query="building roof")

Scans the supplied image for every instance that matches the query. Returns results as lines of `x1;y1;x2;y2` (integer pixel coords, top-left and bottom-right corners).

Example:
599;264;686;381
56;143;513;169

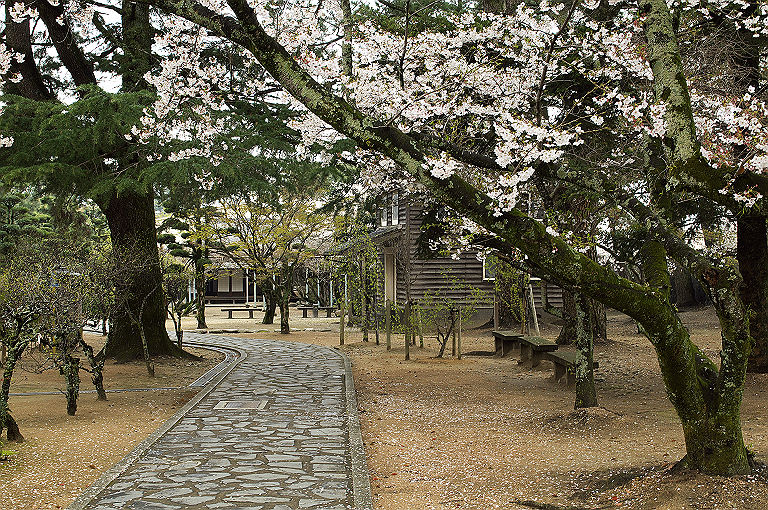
325;224;405;256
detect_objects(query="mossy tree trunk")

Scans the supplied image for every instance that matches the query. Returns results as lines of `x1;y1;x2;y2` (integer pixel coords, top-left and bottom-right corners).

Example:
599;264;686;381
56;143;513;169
573;293;597;408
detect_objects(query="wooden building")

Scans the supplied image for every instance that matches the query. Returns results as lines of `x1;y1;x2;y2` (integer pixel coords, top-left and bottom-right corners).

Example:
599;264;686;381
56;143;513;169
372;192;562;321
202;261;259;304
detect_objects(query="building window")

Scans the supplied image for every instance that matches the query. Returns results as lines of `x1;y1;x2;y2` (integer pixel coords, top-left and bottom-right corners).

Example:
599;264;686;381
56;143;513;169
379;192;400;227
483;254;498;281
391;192;399;225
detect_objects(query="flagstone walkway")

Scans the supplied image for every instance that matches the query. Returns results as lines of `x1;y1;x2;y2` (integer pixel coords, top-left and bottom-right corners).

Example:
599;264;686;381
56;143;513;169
68;333;372;510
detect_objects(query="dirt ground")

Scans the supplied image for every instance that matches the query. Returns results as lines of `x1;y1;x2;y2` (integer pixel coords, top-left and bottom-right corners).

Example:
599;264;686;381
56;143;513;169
0;336;224;510
6;306;768;510
220;306;768;510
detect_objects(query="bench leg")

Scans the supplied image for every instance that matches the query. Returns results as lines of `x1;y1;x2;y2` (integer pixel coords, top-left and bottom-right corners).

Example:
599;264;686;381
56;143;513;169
249;311;254;318
553;363;566;383
566;370;576;388
312;308;319;318
495;338;502;356
326;309;333;318
302;310;309;318
228;312;233;319
519;344;531;365
530;351;544;368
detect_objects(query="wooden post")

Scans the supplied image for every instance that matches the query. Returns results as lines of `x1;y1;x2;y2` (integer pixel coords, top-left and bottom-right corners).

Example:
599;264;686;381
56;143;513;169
451;308;457;357
374;288;380;345
385;299;392;351
493;292;499;329
529;283;540;336
457;306;462;360
340;291;346;345
361;258;368;342
404;300;411;360
417;305;424;348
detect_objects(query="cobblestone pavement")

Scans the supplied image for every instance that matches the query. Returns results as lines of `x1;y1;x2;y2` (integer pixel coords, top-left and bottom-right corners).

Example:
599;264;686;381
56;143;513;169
69;333;371;510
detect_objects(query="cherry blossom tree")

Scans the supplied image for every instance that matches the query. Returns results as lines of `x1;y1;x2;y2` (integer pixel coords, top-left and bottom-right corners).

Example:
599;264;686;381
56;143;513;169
110;0;768;475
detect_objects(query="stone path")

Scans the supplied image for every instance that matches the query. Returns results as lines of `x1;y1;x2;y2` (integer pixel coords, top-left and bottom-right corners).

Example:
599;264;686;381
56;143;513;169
69;333;372;510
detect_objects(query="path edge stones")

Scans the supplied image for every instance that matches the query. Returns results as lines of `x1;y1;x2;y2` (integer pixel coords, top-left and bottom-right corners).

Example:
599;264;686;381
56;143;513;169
337;347;374;510
66;340;247;510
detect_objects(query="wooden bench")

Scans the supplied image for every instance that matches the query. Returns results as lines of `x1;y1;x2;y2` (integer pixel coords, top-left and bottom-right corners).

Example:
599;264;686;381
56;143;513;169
544;350;599;387
518;336;558;368
220;307;258;319
492;330;524;357
297;306;335;318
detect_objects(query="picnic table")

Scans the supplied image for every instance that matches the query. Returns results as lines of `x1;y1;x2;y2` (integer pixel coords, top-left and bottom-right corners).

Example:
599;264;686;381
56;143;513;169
297;305;335;318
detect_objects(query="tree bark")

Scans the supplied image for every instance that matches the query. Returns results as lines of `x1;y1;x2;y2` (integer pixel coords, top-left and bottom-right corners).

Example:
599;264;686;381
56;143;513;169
737;216;768;372
3;3;54;100
79;337;108;401
262;280;277;324
0;340;27;442
573;293;597;408
61;355;80;416
194;254;208;329
279;267;292;334
121;1;153;91
98;189;181;360
556;291;576;345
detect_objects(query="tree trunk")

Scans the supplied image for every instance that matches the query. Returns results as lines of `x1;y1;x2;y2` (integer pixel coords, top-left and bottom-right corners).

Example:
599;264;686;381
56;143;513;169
98;189;181;360
175;312;184;348
279;269;292;334
61;355;80;416
557;291;576;345
262;280;277;324
0;341;26;442
195;259;208;329
573;293;597;408
737;216;768;372
79;337;107;401
559;291;606;345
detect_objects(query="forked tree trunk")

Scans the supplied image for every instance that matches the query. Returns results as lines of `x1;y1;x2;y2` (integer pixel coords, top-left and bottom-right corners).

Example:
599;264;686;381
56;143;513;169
737;216;768;372
79;337;108;401
98;189;181;360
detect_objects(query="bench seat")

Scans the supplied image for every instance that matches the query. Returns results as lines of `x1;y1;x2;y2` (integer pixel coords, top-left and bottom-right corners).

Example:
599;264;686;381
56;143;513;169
492;330;524;357
544;350;599;387
517;336;558;368
297;306;335;318
220;307;258;319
